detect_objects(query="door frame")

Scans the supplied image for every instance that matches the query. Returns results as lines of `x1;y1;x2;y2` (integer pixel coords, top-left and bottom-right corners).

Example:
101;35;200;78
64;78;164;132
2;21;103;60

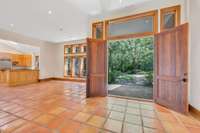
106;35;155;101
103;11;158;100
90;7;188;107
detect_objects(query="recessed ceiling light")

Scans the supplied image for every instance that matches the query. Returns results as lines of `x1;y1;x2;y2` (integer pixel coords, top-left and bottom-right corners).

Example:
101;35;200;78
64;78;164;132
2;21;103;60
10;24;14;27
48;10;52;15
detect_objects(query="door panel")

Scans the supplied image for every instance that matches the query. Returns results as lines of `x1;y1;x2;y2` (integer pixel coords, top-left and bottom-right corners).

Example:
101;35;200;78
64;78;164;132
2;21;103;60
87;38;107;97
154;23;188;113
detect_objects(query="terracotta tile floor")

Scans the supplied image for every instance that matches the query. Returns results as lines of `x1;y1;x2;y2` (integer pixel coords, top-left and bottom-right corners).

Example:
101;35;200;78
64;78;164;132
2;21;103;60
0;80;199;133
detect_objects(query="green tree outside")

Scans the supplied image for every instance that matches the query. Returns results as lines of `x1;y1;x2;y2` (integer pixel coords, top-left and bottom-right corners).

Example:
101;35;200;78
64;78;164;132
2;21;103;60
108;36;154;85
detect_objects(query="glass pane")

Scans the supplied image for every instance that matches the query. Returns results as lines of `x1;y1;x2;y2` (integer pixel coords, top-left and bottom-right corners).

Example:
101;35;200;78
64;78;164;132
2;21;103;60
74;57;80;76
164;13;175;29
94;23;103;39
109;16;153;37
65;47;71;54
65;57;71;75
83;46;87;52
75;47;81;53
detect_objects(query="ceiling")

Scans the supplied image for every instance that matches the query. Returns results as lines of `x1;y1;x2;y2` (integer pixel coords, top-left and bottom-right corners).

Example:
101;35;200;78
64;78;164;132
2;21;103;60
0;0;151;43
0;39;40;54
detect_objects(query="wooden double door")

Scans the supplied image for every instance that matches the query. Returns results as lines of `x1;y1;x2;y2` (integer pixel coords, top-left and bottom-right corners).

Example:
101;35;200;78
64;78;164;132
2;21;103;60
87;23;189;113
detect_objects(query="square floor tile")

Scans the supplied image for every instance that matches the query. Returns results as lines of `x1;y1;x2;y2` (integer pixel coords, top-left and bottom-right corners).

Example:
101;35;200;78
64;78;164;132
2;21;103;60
111;105;126;112
0;119;26;133
82;105;97;113
59;120;81;133
79;124;100;133
73;112;91;122
157;112;178;122
161;121;189;133
143;127;165;133
104;119;122;133
127;102;140;109
12;122;39;133
34;114;55;125
87;115;106;128
140;104;154;111
58;109;78;119
23;111;42;121
47;115;66;129
0;115;18;127
143;117;163;129
109;111;124;121
141;110;157;118
94;108;110;117
0;111;9;119
48;107;66;115
123;123;142;133
125;114;142;125
126;108;140;115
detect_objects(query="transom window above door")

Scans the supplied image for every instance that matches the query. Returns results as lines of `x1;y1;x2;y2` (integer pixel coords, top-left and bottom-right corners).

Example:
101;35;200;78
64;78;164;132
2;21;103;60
160;5;181;31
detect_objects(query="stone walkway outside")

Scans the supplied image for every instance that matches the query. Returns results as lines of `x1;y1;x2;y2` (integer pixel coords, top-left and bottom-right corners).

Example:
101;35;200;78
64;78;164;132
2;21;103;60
108;84;153;99
108;74;153;99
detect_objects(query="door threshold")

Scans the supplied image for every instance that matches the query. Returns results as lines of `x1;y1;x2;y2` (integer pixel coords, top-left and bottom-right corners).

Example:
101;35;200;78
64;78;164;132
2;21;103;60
108;94;154;103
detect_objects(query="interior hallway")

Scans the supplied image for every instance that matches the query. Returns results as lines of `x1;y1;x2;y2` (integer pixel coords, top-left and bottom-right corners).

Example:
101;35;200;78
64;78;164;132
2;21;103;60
0;81;199;133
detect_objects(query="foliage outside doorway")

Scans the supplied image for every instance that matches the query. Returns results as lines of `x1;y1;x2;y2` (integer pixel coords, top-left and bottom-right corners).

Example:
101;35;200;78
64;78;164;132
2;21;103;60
108;36;154;99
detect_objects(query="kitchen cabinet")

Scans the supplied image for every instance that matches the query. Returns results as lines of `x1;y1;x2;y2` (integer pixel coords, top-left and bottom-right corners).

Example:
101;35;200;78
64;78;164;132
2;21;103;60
11;54;32;67
0;69;39;86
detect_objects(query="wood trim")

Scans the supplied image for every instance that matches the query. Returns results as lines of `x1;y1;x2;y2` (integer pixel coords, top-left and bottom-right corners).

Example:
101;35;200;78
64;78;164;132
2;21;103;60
53;77;86;82
189;104;200;120
92;21;104;39
92;10;158;40
160;5;181;31
108;10;158;24
39;78;54;82
39;77;86;82
106;10;158;39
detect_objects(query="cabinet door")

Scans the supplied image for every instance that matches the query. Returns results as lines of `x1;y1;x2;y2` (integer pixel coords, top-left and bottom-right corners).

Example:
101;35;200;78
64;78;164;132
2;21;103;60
25;55;32;67
11;54;20;66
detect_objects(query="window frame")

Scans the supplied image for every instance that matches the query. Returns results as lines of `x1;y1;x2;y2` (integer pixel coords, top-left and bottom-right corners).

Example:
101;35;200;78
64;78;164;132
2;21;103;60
106;10;158;40
160;5;181;31
64;43;87;78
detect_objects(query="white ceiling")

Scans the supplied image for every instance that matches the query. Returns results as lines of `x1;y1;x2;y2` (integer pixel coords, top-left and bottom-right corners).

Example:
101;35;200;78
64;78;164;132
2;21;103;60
0;0;151;43
0;39;40;54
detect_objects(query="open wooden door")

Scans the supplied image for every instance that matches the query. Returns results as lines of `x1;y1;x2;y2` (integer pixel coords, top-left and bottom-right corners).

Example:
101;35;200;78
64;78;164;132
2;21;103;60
86;38;107;97
154;23;188;113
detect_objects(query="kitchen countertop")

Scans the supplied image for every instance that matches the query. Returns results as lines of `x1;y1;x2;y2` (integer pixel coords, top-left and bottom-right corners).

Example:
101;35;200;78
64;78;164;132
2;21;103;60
0;69;39;72
10;69;39;72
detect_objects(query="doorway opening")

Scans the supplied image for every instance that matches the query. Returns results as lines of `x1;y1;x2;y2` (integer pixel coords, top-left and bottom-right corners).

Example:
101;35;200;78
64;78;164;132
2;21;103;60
108;36;154;100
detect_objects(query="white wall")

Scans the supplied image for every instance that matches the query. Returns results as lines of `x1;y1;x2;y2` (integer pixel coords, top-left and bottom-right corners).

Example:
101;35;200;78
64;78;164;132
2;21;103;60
189;0;200;110
0;43;21;54
0;29;56;79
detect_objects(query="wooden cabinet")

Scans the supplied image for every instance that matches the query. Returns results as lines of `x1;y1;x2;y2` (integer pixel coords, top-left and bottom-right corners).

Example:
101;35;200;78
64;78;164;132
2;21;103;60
0;70;39;86
11;54;32;67
24;55;32;67
8;70;39;86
